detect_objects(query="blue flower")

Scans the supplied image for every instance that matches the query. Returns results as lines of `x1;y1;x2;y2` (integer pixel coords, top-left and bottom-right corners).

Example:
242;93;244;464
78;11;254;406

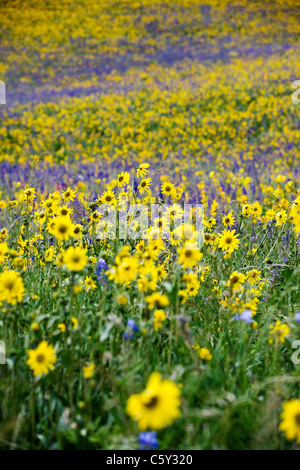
127;319;139;332
124;319;139;341
295;312;300;323
234;309;253;324
123;330;134;341
96;258;108;282
138;432;159;450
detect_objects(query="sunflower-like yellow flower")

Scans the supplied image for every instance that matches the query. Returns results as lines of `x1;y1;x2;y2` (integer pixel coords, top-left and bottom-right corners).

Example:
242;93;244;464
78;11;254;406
45;246;56;262
0;228;8;241
138;177;152;194
126;372;181;430
100;189;117;206
85;276;97;291
269;320;290;344
64;246;88;271
116;294;127;306
83;362;95;379
247;269;261;284
117;256;139;284
204;232;215;245
71;317;79;330
0;242;8;264
218;229;240;255
161;181;176;198
222;212;235;227
153;310;166;331
194;345;212;361
50;215;74;241
177;243;202;269
24;187;36;203
275;209;287;226
279;399;300;444
116;171;130;187
57;205;73;218
145;292;169;310
72;224;83;239
62;187;76;202
136;163;150;178
242;204;251;217
58;323;66;332
250;201;262;219
27;341;57;377
138;266;157;293
229;271;246;293
0;270;25;305
291;212;300;235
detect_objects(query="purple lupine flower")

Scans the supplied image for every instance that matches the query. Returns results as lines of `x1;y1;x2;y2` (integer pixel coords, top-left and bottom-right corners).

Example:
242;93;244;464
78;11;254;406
123;319;139;340
127;319;139;332
234;309;253;324
96;258;108;283
123;330;134;341
138;432;159;450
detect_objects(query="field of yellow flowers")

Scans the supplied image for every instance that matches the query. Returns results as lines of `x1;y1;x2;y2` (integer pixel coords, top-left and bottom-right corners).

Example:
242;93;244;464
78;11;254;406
0;0;300;450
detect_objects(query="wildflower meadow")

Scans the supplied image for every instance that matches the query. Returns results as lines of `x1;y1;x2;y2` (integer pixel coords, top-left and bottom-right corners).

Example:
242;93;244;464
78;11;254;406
0;0;300;452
